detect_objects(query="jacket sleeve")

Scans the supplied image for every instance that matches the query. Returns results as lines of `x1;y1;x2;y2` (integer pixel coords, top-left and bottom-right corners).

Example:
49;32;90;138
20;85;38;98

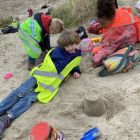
70;66;81;74
39;34;51;51
93;24;137;65
87;21;103;34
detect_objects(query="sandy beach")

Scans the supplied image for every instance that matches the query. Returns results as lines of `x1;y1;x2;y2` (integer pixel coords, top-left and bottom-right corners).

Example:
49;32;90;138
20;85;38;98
1;0;140;139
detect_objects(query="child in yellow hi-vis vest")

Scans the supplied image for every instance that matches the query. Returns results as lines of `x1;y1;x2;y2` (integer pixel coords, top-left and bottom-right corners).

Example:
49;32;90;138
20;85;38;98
19;13;64;71
0;30;81;138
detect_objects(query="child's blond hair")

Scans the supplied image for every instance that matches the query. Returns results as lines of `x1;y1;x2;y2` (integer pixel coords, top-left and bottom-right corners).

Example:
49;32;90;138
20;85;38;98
50;18;64;33
57;30;80;48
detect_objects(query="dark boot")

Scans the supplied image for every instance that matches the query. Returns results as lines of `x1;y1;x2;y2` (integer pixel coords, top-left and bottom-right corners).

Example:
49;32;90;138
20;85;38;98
28;61;35;71
0;115;12;138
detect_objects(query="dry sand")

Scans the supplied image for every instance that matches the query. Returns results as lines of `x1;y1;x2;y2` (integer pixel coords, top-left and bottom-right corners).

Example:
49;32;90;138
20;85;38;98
1;0;140;140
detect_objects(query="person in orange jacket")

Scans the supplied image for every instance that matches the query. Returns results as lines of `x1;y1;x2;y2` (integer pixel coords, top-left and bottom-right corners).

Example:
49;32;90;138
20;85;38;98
92;0;140;66
87;0;118;34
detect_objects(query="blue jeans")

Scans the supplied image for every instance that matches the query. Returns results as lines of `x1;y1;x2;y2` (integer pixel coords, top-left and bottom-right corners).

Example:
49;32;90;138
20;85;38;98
0;77;38;119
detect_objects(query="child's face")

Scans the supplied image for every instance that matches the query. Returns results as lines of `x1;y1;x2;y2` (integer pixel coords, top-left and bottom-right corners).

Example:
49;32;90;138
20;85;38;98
64;44;78;53
49;26;59;35
49;28;57;34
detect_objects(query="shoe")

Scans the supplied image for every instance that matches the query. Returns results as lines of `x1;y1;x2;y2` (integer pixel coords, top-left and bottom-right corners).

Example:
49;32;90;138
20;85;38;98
28;61;35;71
0;115;12;138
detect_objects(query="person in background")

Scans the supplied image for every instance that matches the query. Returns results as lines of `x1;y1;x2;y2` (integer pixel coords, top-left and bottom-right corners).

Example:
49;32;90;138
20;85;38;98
27;8;33;17
0;30;81;138
91;0;140;66
41;4;54;15
19;13;64;71
87;0;118;34
0;17;20;34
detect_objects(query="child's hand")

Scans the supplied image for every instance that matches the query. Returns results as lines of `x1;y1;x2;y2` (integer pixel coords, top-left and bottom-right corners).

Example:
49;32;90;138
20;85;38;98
73;72;81;79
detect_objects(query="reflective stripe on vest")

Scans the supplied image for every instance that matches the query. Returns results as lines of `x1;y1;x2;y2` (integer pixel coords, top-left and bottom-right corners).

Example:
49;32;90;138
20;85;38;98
19;29;38;46
123;9;135;24
127;11;140;42
127;10;140;42
106;8;139;29
34;70;65;81
30;19;36;38
19;29;41;56
32;49;81;96
19;17;42;42
38;81;56;92
104;8;140;42
35;71;64;92
128;13;135;23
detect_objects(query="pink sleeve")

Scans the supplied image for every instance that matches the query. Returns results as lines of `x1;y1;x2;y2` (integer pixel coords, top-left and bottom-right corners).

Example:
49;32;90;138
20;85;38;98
93;24;137;65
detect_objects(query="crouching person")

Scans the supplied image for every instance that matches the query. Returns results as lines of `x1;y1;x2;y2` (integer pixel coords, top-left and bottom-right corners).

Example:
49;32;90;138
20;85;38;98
0;30;81;138
92;0;140;66
19;13;64;71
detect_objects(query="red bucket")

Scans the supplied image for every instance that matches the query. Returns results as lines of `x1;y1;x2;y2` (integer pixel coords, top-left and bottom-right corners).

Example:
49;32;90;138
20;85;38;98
30;122;51;140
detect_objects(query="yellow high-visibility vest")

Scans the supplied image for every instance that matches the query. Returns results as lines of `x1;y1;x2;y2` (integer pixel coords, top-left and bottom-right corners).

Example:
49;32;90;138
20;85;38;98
19;18;42;58
31;49;81;103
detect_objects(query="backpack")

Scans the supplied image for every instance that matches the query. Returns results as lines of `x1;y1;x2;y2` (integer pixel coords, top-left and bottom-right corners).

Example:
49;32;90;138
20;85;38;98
1;26;18;34
99;44;140;77
76;26;88;40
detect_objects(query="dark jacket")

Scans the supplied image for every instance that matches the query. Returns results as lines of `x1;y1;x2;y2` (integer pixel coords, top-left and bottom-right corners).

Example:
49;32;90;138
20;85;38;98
50;47;81;74
34;13;52;51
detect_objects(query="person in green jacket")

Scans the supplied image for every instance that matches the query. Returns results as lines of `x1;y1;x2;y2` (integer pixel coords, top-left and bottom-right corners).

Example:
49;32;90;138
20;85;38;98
19;13;64;71
0;30;81;138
